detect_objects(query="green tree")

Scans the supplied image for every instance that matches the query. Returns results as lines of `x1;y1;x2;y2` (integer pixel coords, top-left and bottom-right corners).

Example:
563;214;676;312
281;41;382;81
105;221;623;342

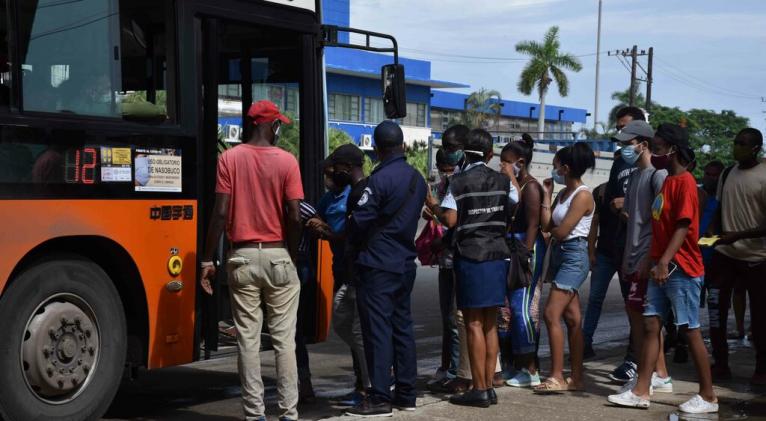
405;141;429;178
515;26;582;139
607;87;646;129
462;88;503;129
579;122;611;140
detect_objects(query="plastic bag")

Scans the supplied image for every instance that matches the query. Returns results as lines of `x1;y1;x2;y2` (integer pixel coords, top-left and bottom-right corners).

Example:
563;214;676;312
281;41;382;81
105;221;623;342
416;219;444;266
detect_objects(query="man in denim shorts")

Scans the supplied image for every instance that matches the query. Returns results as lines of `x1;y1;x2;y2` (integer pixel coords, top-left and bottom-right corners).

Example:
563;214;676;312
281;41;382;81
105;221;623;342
609;124;717;414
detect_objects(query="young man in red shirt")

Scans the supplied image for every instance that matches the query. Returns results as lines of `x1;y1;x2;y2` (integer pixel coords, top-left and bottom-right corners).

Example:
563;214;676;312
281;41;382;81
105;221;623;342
200;100;304;421
609;123;717;414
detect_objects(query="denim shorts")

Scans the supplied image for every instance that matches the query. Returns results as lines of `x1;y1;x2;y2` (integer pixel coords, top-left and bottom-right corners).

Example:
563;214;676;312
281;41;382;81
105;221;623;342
550;237;590;292
643;267;703;329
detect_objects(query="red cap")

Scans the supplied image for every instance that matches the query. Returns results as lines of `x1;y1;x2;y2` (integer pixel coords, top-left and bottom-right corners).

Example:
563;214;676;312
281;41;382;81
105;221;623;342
247;100;291;125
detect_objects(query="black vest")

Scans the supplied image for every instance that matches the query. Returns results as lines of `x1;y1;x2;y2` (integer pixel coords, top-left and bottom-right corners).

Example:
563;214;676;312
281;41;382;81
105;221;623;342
449;164;511;261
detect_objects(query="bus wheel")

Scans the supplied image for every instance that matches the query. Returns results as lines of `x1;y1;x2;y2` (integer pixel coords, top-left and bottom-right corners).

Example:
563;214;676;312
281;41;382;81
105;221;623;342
0;258;127;421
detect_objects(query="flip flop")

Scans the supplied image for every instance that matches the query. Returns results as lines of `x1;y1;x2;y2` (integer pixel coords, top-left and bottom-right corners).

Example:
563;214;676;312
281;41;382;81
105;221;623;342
533;377;566;394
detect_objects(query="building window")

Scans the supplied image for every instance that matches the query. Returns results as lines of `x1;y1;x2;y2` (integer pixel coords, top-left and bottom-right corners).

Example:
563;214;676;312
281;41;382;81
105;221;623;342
363;97;387;124
402;102;426;127
329;93;360;122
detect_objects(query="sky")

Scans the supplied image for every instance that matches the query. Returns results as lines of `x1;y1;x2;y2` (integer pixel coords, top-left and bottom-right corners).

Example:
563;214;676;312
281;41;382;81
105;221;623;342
348;0;766;132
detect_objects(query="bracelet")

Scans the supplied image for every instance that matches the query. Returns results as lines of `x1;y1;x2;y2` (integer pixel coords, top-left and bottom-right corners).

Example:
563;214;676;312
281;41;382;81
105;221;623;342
200;261;214;268
540;204;551;210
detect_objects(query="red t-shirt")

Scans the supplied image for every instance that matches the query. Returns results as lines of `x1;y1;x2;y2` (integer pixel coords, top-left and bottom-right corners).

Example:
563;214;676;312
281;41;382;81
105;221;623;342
650;171;704;277
215;144;304;243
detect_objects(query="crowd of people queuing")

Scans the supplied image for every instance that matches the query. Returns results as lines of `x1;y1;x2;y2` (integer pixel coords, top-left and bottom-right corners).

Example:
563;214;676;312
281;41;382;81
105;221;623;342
200;100;765;420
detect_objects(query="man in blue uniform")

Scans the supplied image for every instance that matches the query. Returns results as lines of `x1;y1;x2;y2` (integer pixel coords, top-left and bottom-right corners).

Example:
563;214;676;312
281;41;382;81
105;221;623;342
345;121;427;418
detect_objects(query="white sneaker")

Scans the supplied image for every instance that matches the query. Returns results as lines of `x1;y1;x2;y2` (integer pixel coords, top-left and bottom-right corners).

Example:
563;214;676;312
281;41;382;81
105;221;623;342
738;336;752;348
651;373;673;393
607;390;650;409
618;376;638;394
618;376;655;396
679;394;718;414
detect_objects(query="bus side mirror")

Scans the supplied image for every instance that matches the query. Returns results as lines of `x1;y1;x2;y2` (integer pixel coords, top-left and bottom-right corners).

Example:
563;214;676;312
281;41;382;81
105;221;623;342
382;64;406;119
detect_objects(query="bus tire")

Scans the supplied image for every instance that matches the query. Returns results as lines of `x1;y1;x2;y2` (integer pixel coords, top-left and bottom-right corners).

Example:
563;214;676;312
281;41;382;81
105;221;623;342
0;258;127;421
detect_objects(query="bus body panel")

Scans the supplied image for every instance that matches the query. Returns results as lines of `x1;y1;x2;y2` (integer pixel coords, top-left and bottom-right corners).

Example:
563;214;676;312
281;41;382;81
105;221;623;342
0;200;197;369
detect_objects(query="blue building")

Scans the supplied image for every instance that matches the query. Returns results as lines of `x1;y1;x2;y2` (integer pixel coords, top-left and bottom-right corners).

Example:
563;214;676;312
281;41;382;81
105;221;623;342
321;0;606;151
218;0;604;151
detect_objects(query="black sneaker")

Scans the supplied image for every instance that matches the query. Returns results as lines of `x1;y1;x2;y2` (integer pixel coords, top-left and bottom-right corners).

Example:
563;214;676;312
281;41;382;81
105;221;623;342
449;389;490;408
609;360;637;383
583;343;596;360
345;399;393;418
488;388;498;405
392;398;416;412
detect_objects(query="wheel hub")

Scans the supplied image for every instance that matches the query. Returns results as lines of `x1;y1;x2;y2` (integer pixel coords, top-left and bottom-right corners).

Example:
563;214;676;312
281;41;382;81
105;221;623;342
22;299;99;402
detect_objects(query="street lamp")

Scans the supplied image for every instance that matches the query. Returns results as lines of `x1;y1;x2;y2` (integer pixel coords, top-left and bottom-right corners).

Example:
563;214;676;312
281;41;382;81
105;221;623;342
528;106;536;134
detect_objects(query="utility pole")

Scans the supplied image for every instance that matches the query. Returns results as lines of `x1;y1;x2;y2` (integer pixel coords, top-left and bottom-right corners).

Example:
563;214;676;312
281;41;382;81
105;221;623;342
646;47;653;113
593;0;602;130
629;45;638;106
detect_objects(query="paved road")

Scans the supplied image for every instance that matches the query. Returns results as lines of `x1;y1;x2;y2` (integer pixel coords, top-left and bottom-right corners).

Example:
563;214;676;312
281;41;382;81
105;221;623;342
104;265;637;420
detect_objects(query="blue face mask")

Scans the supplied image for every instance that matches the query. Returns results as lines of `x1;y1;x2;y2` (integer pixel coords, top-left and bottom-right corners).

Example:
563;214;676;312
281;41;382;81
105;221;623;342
551;167;566;185
445;150;464;166
621;144;642;165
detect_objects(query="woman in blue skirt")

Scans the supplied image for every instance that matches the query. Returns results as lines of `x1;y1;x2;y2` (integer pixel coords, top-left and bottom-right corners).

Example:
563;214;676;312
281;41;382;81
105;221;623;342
426;129;519;408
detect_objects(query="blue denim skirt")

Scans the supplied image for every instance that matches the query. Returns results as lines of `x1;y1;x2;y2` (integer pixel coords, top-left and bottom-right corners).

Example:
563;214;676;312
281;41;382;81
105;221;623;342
550;237;590;292
454;257;508;309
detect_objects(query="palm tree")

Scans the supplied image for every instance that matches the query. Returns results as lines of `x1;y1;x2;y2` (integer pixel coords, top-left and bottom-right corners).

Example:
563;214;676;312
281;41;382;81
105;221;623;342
462;88;503;129
607;87;646;128
516;26;582;139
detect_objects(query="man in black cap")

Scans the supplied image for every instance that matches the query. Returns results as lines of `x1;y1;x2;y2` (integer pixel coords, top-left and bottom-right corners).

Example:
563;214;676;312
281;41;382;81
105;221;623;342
345;121;427;417
306;143;371;406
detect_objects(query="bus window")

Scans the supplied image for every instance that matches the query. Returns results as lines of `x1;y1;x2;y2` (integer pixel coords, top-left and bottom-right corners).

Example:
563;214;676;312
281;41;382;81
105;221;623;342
0;0;9;111
215;22;301;155
17;0;174;122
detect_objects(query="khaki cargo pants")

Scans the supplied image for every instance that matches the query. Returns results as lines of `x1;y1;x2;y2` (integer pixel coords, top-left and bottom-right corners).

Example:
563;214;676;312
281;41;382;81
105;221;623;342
226;246;300;421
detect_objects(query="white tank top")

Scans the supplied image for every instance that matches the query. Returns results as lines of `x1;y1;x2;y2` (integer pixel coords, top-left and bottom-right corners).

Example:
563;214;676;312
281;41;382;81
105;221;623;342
552;185;593;241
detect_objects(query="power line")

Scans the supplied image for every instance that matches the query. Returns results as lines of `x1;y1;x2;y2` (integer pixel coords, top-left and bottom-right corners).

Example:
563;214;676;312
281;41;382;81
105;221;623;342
655;57;759;99
655;63;761;100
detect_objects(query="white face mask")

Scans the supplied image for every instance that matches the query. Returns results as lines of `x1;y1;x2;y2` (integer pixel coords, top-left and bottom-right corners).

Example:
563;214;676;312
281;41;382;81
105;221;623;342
512;162;522;177
272;121;282;145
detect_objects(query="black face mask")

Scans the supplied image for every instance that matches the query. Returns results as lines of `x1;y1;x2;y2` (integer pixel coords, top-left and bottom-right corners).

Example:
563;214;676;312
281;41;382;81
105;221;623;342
331;170;352;188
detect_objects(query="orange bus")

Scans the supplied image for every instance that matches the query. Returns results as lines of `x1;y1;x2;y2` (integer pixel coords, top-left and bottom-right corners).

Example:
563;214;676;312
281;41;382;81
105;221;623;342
0;0;404;419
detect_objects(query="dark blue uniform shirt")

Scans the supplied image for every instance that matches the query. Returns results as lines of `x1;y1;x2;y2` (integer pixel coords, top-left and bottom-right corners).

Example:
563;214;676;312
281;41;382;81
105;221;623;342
348;153;427;274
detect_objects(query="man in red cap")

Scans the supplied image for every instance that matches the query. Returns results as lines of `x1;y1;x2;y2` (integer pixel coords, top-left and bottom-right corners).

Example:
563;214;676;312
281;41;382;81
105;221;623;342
200;100;303;421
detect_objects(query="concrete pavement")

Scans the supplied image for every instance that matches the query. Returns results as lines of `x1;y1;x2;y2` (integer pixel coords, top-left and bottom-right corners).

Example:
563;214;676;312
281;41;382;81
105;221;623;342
103;266;764;420
319;343;764;421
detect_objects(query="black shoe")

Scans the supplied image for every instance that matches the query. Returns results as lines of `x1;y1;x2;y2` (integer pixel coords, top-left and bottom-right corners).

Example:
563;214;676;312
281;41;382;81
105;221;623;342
392;398;416;412
427;377;451;393
345;399;393;418
583;343;596;360
488;388;498;405
609;360;637;383
673;345;689;364
449;389;490;408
